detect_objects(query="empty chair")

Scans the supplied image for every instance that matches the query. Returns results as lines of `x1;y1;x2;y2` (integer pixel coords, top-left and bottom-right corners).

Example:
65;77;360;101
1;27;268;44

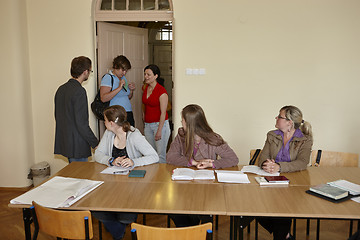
131;222;212;240
31;201;93;240
311;150;359;167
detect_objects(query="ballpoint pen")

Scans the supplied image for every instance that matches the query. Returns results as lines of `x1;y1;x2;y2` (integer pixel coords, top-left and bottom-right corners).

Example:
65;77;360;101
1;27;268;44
113;170;128;174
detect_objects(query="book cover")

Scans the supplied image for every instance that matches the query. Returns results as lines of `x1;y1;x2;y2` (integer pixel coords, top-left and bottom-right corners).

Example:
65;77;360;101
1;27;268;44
255;177;289;186
309;184;349;200
264;176;290;183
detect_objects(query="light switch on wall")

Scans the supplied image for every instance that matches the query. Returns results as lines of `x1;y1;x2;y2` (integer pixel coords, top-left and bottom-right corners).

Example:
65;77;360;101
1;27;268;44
186;68;193;75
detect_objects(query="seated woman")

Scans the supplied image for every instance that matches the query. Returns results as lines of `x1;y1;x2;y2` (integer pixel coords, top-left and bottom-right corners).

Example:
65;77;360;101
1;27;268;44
167;104;239;227
93;105;159;240
258;105;313;240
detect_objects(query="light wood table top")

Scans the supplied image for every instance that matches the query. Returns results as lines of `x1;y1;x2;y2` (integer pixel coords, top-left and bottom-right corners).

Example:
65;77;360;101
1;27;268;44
224;184;360;219
56;162;221;184
71;181;226;215
10;162;360;220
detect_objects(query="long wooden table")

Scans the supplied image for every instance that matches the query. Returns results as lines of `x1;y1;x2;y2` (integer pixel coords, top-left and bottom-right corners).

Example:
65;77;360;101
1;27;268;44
9;162;360;240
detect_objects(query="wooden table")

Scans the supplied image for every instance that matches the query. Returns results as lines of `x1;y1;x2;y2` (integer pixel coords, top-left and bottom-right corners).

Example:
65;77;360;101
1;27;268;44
9;162;360;240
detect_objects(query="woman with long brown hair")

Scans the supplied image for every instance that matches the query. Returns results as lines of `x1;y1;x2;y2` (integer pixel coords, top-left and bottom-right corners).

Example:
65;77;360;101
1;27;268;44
166;104;238;227
167;104;238;169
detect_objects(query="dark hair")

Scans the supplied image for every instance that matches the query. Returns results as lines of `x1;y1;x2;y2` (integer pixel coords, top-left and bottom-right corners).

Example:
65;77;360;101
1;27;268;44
181;104;225;159
103;105;133;132
144;64;161;79
112;55;131;70
157;77;165;87
70;56;91;78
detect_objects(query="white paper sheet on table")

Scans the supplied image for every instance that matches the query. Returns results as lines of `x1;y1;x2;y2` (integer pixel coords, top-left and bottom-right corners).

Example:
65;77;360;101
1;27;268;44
215;170;250;183
10;176;103;208
351;196;360;203
327;179;360;195
241;165;280;176
100;166;131;175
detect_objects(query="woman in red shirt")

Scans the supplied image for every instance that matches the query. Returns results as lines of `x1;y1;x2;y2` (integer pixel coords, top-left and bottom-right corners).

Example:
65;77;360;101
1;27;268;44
142;64;170;163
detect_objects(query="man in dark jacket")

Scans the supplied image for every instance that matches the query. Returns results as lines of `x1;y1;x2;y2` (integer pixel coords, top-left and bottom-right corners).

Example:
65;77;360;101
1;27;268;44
54;56;98;163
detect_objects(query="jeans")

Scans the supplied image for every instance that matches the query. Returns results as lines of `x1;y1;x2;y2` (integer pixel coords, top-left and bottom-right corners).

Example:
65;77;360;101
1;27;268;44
126;111;135;127
68;157;88;163
144;120;170;163
92;211;137;240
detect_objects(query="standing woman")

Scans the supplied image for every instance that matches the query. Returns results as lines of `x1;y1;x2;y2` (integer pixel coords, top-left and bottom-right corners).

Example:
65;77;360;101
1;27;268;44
257;105;313;240
142;64;171;163
100;55;136;126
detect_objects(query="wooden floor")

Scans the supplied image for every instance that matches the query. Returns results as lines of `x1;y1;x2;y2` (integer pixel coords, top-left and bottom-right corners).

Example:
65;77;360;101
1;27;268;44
1;188;357;240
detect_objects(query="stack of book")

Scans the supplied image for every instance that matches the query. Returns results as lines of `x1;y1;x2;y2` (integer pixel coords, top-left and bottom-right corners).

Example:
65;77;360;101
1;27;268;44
255;176;289;186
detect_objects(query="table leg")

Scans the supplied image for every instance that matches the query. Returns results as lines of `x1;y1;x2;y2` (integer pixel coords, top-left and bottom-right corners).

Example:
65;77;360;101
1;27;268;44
22;208;32;240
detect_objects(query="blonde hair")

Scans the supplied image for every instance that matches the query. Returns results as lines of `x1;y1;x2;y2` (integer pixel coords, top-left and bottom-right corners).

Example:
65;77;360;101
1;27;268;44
281;105;312;137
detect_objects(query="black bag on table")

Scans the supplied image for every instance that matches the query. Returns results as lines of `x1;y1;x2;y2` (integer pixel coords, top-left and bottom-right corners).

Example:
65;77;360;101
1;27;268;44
91;74;114;121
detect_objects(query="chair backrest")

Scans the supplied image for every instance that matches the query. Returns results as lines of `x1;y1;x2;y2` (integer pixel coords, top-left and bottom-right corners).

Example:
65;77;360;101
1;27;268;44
131;222;212;240
249;149;262;165
311;150;359;167
32;201;93;240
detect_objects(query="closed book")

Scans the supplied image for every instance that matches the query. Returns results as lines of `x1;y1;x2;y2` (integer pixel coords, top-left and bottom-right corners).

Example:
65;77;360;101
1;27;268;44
309;184;349;200
255;177;289;186
264;176;290;183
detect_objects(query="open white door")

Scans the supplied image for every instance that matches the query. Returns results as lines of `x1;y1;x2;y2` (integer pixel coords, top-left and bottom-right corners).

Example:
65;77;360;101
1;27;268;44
97;22;148;134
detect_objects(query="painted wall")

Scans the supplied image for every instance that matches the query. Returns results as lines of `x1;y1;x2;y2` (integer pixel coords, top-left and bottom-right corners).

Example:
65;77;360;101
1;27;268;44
1;0;359;187
0;0;97;187
172;0;360;165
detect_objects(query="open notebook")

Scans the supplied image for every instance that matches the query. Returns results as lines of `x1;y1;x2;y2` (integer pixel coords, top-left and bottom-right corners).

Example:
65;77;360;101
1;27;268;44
10;176;103;208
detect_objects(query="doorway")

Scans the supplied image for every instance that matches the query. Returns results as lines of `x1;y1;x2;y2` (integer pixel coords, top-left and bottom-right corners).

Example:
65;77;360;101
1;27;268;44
94;0;173;137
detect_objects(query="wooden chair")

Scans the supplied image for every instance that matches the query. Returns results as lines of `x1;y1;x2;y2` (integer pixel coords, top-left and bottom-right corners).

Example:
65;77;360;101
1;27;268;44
131;222;212;240
249;149;262;166
31;201;93;240
309;150;359;240
311;150;359;167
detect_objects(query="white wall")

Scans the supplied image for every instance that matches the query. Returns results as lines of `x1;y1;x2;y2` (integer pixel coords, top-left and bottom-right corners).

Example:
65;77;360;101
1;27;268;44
172;0;360;164
1;0;359;187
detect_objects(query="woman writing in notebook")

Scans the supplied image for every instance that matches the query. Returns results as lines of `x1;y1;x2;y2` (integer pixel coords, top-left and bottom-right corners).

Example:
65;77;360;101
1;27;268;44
166;104;238;227
257;105;313;240
93;105;158;240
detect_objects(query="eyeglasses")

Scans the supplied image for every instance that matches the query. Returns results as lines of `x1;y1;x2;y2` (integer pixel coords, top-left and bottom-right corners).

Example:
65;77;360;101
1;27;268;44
277;115;289;120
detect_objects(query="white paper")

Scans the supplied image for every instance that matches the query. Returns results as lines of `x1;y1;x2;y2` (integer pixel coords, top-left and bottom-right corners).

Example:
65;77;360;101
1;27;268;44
351;196;360;203
327;180;360;195
216;171;250;183
100;166;130;175
241;165;280;176
171;168;215;180
10;176;103;208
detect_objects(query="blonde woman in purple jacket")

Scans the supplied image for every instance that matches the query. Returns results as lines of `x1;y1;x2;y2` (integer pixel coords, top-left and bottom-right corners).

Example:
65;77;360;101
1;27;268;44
166;104;238;227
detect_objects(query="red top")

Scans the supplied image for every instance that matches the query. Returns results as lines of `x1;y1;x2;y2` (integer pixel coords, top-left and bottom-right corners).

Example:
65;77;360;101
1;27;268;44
142;83;169;123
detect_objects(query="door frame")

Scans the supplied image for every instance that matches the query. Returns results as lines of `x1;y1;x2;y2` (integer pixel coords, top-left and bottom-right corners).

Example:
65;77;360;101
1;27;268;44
91;0;174;136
